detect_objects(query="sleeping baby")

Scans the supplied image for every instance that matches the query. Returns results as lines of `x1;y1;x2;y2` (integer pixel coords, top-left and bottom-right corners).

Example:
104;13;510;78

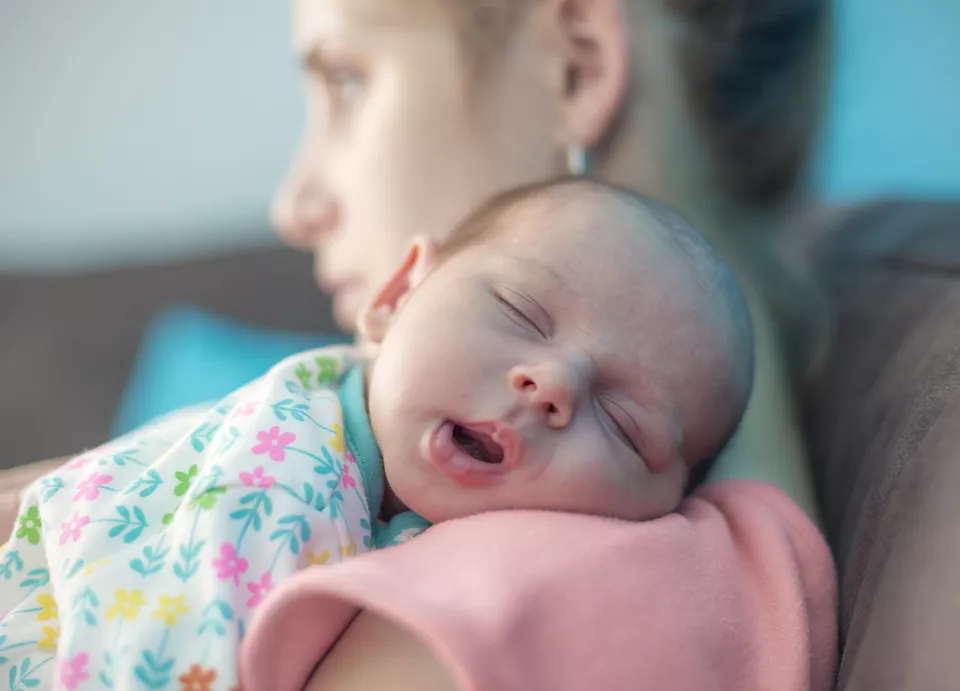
0;178;753;690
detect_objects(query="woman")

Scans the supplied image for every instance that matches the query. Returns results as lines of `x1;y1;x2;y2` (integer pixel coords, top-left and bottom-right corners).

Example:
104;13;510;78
8;0;833;688
265;0;831;687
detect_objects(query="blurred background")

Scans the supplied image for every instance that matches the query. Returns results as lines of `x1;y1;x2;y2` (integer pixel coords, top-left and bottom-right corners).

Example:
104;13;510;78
2;0;959;467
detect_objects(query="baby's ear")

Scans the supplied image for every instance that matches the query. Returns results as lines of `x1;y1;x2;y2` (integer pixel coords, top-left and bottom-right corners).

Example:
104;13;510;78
358;236;439;343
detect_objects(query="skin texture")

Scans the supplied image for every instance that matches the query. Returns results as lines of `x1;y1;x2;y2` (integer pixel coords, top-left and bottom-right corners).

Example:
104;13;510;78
364;181;752;525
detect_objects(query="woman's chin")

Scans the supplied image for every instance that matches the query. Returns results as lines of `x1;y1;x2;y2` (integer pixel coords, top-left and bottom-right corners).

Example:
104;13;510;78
332;288;366;333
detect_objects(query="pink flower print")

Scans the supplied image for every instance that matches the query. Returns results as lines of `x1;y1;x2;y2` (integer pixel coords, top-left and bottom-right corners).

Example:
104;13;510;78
251;426;296;462
246;571;273;608
212;542;249;586
66;456;93;471
341;463;357;490
72;471;113;502
345;449;357;465
239;466;275;489
232;401;258;419
59;651;90;690
59;513;91;545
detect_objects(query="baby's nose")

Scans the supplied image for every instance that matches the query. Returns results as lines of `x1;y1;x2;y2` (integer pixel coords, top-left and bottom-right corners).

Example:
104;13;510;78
509;363;579;429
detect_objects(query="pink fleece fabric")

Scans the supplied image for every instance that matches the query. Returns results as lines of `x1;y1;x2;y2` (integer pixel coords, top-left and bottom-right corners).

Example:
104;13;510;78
239;480;837;691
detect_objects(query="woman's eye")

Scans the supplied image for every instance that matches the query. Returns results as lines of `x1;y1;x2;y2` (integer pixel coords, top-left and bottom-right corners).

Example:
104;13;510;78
493;292;546;337
327;67;365;97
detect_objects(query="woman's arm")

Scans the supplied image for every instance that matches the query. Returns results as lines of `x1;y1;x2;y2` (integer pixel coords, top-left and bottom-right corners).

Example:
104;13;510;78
303;612;457;691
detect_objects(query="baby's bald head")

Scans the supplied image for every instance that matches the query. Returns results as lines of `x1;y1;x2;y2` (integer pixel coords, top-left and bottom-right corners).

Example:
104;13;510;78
441;179;755;474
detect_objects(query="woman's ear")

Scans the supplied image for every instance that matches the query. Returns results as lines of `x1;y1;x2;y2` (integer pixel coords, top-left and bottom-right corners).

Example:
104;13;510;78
540;0;631;152
358;237;439;344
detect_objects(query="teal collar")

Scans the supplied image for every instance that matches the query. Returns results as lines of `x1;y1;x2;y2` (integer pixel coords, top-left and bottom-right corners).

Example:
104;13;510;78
338;364;384;518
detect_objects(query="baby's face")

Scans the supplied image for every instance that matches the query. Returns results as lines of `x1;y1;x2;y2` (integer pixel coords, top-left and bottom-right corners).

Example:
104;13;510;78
366;203;705;523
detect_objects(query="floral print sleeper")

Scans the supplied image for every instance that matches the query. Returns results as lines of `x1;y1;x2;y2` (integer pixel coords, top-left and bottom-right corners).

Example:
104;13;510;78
0;346;428;691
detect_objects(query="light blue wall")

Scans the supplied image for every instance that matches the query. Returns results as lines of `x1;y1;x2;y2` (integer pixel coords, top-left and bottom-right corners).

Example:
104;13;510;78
1;0;958;272
813;0;960;199
0;1;303;272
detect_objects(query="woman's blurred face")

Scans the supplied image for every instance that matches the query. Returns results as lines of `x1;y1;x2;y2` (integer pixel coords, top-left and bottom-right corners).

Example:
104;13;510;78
274;0;565;330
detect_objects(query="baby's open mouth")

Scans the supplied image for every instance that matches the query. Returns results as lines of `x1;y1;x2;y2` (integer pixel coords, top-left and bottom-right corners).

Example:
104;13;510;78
452;424;504;464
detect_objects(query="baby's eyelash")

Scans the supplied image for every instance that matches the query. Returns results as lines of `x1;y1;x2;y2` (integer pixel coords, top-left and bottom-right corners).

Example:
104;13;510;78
493;292;546;337
599;399;643;456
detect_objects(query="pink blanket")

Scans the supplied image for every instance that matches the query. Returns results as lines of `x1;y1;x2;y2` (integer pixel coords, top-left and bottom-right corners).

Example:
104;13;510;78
240;481;837;691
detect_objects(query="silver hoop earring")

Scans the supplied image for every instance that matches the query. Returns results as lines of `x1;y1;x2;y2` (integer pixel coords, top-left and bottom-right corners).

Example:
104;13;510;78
566;146;589;177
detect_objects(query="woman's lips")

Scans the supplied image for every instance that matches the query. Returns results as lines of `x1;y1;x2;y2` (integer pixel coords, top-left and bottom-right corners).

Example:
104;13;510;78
425;421;522;487
320;278;365;331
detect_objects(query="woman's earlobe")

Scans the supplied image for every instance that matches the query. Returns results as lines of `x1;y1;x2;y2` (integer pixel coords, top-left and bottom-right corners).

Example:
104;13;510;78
552;0;631;151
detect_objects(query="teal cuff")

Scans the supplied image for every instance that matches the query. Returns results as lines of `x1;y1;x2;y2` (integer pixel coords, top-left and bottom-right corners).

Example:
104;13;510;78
375;511;432;548
338;364;384;519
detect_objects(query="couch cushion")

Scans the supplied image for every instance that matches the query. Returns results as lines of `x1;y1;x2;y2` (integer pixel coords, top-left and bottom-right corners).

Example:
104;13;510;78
803;200;960;690
0;247;339;468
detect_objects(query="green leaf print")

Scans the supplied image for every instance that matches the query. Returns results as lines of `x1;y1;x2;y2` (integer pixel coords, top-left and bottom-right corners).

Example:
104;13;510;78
198;600;234;638
270;515;312;556
315;355;339;385
294;364;314;390
188;486;227;512
0;551;24;581
285;379;311;402
130;538;170;577
18;568;49;589
123;469;163;498
109;448;144;468
38;477;64;504
212;427;241;458
134;649;174;690
173;465;199;496
230;490;273;548
74;587;100;626
190;423;220;453
104;505;148;543
99;651;115;688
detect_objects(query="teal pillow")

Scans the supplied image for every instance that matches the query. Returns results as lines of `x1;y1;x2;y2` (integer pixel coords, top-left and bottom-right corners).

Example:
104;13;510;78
112;306;346;435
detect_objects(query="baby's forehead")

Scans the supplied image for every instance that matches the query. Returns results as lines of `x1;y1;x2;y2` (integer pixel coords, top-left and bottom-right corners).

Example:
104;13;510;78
488;189;676;276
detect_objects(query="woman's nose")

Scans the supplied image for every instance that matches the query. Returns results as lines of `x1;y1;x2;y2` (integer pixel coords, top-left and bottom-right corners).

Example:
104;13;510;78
510;360;586;430
272;176;339;251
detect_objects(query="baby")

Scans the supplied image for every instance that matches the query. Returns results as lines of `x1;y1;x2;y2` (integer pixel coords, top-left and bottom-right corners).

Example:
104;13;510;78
0;179;753;690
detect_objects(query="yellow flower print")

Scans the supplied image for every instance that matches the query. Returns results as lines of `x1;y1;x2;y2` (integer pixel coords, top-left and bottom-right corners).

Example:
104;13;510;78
36;593;58;622
329;423;345;453
152;594;189;627
105;589;146;621
305;549;330;566
38;625;59;651
83;558;111;576
340;539;357;558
